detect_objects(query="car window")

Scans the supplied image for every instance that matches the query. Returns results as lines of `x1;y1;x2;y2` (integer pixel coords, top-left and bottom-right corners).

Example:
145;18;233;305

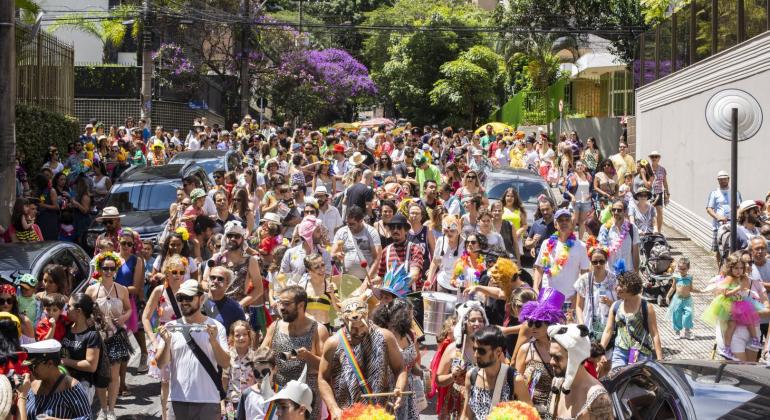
139;183;179;211
195;170;212;190
228;153;240;171
196;159;221;174
616;372;682;420
487;180;546;204
107;184;142;213
45;250;79;294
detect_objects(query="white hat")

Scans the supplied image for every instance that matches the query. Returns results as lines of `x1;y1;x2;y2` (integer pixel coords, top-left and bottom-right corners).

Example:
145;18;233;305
349;151;366;166
96;206;125;220
365;137;377;151
85;123;94;129
739;200;759;214
261;212;282;225
314;185;329;196
21;339;61;364
264;367;312;414
177;279;203;297
0;375;12;418
717;170;730;178
648;150;661;157
547;324;591;393
472;149;483;156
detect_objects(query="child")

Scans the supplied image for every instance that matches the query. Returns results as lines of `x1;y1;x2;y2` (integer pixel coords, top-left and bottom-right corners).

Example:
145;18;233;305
703;254;763;359
223;320;258;418
267;245;288;310
618;173;634;209
666;257;703;340
16;274;40;324
235;347;278;420
58;209;75;242
35;293;68;341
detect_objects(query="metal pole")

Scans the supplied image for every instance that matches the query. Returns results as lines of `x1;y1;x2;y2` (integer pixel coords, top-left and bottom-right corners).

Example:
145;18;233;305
240;0;250;116
0;2;16;226
730;107;738;253
140;0;152;128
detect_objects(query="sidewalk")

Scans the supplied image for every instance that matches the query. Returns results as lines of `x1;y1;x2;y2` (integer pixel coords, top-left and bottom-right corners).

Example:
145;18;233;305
655;225;717;360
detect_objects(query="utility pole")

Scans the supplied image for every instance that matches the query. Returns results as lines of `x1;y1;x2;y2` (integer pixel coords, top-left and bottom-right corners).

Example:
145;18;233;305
140;0;152;129
0;2;16;225
239;0;250;117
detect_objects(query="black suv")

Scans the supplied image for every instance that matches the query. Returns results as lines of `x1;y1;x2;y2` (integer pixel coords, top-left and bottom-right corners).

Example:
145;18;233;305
85;163;211;250
168;149;242;183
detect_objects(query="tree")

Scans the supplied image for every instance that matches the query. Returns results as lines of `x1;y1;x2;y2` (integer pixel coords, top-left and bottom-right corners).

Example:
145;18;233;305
429;45;504;127
46;4;140;61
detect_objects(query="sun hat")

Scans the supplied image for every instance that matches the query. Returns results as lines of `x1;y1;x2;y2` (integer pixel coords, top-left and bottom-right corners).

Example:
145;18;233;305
189;188;206;201
260;212;282;225
96;206;124;220
633;187;652;200
0;374;12;419
717;170;729;179
314;185;329;196
648;150;661;157
349;152;366;166
739;200;760;215
177;279;203;297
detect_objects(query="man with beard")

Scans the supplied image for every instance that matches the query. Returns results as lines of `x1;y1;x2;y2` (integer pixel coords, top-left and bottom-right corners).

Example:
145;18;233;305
201;266;246;333
332;205;381;280
318;298;407;420
157;279;230;420
524;197;557;259
314;186;342;242
547;324;613;420
260;285;328;419
204;220;265;334
94;206;123;253
461;326;531;420
736;200;762;250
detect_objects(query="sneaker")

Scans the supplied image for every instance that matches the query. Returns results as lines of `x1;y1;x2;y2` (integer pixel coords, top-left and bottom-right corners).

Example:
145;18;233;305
718;345;737;361
674;330;681;340
748;337;762;351
684;330;693;340
137;354;149;374
96;411;107;420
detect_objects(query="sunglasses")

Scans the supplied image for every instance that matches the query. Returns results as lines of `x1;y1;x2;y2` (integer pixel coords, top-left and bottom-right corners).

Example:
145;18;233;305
103;220;115;226
611;208;625;213
120;241;133;247
169;270;184;276
252;367;272;380
209;275;225;283
527;320;545;328
0;298;14;306
467;240;478;244
279;189;289;193
175;294;196;303
101;266;117;272
226;233;242;240
472;346;490;356
466;175;477;179
591;259;607;265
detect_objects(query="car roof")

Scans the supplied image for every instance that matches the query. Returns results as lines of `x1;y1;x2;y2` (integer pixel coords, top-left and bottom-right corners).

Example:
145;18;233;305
485;168;544;182
0;242;72;279
169;150;227;160
119;164;187;182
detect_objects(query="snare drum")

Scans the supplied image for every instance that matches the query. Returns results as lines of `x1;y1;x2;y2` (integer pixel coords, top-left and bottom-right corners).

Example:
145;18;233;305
422;291;458;336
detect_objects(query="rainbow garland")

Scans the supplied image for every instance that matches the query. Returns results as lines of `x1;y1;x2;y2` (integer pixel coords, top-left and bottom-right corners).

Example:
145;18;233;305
453;252;486;286
338;329;372;395
540;233;576;277
264;383;280;419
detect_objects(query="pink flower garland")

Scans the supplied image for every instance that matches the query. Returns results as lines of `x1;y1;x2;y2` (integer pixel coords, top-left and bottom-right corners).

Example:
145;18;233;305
606;221;631;256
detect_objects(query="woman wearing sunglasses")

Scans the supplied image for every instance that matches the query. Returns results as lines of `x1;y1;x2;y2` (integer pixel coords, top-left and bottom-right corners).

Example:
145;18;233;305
86;252;132;420
514;288;567;420
114;228;148;386
574;246;617;341
142;255;188;420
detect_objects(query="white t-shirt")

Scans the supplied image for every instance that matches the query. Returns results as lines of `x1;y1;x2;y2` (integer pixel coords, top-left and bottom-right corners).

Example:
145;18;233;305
318;206;343;242
433;236;465;290
187;137;201;151
238;388;268;419
167;317;229;404
598;222;640;271
535;237;590;298
333;224;380;278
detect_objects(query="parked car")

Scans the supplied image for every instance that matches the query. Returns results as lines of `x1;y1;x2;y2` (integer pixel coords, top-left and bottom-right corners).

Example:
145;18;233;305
603;359;770;419
168;149;243;183
85;163;212;250
484;168;561;226
0;241;91;291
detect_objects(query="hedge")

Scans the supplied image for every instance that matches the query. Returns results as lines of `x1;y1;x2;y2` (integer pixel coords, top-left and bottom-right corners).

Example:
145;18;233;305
75;65;140;99
16;104;79;178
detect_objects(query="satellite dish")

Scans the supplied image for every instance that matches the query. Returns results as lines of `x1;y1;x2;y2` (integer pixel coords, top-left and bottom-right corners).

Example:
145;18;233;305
705;89;763;142
30;12;44;38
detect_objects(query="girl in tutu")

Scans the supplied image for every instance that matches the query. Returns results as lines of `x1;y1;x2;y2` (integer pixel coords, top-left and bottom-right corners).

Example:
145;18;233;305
703;254;763;359
665;258;704;340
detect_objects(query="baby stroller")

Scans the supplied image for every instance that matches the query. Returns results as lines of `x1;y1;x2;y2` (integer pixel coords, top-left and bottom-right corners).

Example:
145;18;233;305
640;233;675;306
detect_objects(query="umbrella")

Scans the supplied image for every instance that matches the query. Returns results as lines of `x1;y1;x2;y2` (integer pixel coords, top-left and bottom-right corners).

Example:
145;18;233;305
360;117;395;128
474;122;514;135
333;122;357;130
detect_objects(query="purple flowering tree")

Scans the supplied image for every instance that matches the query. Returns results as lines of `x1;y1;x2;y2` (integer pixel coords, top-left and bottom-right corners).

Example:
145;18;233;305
152;43;200;100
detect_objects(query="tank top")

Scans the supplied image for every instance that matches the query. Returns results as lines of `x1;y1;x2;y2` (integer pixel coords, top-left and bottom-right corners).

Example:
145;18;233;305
298;275;333;315
270;320;317;387
575;176;591;203
524;342;554;420
213;252;252;303
93;176;109;195
95;282;125;332
115;255;137;288
157;287;178;324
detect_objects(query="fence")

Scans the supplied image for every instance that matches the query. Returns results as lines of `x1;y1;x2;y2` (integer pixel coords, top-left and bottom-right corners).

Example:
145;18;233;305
74;99;224;132
15;25;75;116
489;79;567;127
637;0;770;87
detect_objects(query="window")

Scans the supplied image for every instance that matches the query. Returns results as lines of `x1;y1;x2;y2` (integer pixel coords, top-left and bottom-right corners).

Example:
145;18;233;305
107;184;142;213
139;183;179;212
616;370;682;420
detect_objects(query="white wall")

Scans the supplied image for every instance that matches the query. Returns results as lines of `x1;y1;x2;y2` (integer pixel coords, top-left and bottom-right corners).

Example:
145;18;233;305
39;0;109;64
636;31;770;250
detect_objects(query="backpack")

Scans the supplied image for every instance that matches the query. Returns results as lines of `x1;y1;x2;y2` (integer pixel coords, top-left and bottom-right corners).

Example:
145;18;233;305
717;223;732;261
469;365;517;399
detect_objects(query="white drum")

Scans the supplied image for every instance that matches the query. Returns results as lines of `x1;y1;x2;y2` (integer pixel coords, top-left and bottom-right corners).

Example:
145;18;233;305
423;291;458;336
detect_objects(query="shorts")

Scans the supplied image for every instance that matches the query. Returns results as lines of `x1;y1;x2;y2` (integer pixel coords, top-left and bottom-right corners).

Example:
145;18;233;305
651;193;664;207
168;401;221;420
573;201;593;213
611;347;654;369
716;322;760;354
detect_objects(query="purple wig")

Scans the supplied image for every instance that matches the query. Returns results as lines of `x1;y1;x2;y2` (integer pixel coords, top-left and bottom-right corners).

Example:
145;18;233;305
518;302;566;324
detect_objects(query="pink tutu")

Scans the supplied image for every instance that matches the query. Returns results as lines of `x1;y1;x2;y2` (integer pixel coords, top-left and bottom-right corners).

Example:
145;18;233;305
732;300;759;326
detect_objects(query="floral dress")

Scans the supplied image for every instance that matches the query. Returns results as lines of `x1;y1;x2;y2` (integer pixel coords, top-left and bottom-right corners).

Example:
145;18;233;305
396;337;419;420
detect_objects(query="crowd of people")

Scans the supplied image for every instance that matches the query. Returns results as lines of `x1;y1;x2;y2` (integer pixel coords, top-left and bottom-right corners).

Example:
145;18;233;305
3;113;770;420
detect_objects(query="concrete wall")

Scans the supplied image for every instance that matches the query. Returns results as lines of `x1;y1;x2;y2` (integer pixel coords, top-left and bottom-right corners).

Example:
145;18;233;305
636;31;770;250
559;117;624;158
39;0;108;64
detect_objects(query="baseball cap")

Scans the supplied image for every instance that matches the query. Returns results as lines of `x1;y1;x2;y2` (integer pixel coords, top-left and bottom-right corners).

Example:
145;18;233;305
554;208;573;220
177;280;203;297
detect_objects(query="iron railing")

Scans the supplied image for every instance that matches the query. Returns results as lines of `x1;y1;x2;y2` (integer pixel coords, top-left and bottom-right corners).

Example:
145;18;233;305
15;25;75;116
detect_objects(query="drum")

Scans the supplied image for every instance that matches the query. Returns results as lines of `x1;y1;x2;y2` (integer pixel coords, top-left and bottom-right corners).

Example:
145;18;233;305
422;291;458;336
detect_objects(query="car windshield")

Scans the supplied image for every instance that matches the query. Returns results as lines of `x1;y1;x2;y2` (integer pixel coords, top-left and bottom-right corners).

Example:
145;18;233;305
487;179;546;204
106;183;178;212
171;157;220;174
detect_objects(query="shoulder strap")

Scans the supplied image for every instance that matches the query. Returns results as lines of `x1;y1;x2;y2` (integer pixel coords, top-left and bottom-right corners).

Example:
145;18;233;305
641;299;649;333
490;364;509;407
166;286;182;319
182;327;226;400
470;367;479;389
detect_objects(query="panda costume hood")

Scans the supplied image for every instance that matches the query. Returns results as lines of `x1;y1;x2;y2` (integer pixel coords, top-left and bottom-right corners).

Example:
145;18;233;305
547;323;591;394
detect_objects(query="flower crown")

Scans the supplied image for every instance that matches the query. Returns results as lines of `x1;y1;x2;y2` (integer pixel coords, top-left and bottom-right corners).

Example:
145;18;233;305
175;226;190;241
585;236;609;257
94;251;124;272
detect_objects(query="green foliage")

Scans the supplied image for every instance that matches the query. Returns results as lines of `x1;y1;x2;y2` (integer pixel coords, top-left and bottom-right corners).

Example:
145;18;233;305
16;104;79;177
15;0;41;24
640;0;690;24
47;4;139;59
430;45;504;127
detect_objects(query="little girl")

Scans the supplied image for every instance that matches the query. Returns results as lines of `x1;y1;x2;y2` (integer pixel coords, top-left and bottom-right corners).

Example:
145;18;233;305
665;258;703;340
703;254;763;359
223;320;257;418
235;347;278;420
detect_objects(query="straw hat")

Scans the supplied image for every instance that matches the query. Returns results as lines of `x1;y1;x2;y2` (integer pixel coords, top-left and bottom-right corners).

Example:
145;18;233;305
96;206;124;220
349;151;366;166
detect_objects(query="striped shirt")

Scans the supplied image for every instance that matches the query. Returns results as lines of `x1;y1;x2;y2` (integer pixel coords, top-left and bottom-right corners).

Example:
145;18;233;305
25;381;91;420
377;241;425;290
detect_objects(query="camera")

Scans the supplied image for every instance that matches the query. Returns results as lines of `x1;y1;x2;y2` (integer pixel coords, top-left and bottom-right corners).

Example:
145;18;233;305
276;349;297;361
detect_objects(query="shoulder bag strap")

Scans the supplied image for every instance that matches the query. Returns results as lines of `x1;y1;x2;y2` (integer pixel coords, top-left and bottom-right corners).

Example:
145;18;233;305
182;327;226;400
490;364;508;407
166;286;182;319
588;272;596;323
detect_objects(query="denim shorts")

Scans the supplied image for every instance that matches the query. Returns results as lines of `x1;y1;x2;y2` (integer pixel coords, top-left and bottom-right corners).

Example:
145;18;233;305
611;347;654;369
573;201;593;213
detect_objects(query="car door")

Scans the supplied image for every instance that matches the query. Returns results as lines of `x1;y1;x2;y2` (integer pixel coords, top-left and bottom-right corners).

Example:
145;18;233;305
39;247;82;294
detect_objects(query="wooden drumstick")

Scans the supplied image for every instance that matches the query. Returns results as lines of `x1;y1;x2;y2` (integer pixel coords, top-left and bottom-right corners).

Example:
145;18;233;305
361;391;414;398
